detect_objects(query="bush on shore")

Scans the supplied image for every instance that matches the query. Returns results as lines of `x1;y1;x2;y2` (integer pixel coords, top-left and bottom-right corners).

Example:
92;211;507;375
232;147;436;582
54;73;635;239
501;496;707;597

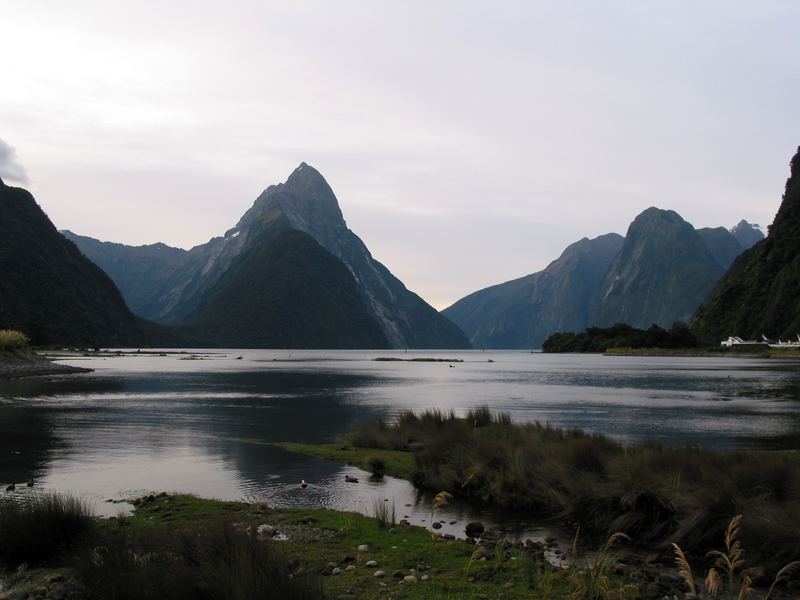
0;329;30;353
348;408;800;575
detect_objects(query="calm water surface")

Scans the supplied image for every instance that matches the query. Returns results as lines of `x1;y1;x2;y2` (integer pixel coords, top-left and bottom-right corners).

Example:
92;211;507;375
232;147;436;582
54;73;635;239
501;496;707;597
1;350;799;538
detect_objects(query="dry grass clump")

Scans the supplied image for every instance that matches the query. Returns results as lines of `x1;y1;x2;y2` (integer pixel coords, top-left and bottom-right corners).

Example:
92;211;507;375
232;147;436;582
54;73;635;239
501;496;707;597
351;407;800;575
0;329;29;352
673;514;800;599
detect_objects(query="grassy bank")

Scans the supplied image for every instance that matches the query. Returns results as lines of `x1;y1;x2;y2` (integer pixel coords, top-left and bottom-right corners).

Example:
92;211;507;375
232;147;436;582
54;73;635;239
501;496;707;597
336;409;800;580
0;493;651;600
274;442;417;479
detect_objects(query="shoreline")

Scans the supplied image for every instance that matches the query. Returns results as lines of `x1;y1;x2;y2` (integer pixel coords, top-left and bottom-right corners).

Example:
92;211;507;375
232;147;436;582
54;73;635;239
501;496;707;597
0;352;93;380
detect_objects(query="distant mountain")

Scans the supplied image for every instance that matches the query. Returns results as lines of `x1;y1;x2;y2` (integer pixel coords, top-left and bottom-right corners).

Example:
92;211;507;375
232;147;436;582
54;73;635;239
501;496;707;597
730;219;765;250
692;147;800;343
590;208;724;329
445;207;759;348
0;177;164;346
696;227;747;272
182;220;388;349
60;232;189;321
443;234;624;349
68;163;470;349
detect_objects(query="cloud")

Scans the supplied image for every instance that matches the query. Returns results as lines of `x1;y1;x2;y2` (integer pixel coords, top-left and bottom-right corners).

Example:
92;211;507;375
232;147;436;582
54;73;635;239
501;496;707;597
0;137;29;184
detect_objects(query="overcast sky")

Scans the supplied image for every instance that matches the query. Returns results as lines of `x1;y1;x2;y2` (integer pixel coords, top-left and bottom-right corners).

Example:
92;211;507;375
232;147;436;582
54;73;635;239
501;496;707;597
2;1;798;309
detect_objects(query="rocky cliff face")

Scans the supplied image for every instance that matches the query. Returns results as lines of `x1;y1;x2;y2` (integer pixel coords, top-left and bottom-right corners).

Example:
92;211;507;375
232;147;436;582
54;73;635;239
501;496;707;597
443;234;624;349
692;147;800;342
67;164;470;349
0;178;161;346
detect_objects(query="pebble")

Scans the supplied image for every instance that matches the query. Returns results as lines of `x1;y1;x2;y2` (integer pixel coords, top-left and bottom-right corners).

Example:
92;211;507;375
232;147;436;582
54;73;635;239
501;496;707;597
392;570;404;579
331;567;342;576
432;522;442;529
365;560;379;568
420;574;430;581
345;565;356;572
403;575;417;583
357;544;369;552
373;570;386;578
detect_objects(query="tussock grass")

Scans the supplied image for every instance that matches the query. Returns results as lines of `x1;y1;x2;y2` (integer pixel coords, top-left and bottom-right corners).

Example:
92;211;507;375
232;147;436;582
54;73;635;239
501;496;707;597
0;329;29;352
370;497;395;529
349;408;800;573
0;492;96;565
76;521;324;600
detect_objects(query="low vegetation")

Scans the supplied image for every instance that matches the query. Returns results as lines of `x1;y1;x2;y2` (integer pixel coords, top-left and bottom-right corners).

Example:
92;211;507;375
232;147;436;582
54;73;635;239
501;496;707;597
346;408;800;577
542;322;698;352
0;329;30;353
0;492;95;564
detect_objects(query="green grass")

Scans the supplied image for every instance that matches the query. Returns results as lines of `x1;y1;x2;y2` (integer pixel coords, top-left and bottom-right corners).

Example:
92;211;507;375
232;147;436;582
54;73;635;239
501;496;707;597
274;442;417;480
124;494;576;599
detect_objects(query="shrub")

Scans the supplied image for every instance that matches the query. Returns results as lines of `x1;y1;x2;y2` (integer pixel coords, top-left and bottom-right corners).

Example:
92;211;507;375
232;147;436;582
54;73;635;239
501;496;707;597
0;492;96;565
366;454;386;477
0;329;29;352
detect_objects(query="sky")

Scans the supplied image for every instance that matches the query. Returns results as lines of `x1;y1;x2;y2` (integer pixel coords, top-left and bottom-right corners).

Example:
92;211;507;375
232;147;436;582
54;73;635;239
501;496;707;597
1;1;798;310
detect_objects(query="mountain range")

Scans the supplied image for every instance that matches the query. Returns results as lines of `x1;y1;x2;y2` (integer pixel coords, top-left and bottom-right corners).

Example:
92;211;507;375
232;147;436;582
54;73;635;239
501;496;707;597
444;209;763;349
63;163;470;349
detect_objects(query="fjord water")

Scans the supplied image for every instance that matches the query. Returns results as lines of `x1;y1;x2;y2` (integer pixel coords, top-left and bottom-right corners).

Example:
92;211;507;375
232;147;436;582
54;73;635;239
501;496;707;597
1;351;799;533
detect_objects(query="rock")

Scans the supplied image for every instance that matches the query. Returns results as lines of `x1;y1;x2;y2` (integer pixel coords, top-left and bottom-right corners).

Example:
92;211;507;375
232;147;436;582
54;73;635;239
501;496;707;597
256;524;275;537
420;574;430;581
365;560;379;568
332;567;342;575
449;520;457;525
502;582;514;589
388;527;396;533
444;533;455;540
393;570;404;579
373;570;386;578
46;574;65;584
432;522;442;529
345;565;356;572
403;575;417;583
321;565;333;576
465;522;485;538
357;544;369;552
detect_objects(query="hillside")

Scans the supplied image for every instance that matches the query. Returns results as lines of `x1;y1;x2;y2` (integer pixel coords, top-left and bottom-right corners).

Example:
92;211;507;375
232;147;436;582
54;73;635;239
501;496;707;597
0;178;164;346
692;146;800;342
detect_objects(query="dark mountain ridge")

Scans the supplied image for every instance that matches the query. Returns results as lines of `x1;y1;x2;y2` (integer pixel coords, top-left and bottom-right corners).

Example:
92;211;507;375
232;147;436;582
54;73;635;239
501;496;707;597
692;146;800;342
0;177;169;346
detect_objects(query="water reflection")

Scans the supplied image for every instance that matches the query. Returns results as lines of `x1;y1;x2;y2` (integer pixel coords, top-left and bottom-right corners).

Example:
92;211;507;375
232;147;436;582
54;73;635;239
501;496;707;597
0;351;799;531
